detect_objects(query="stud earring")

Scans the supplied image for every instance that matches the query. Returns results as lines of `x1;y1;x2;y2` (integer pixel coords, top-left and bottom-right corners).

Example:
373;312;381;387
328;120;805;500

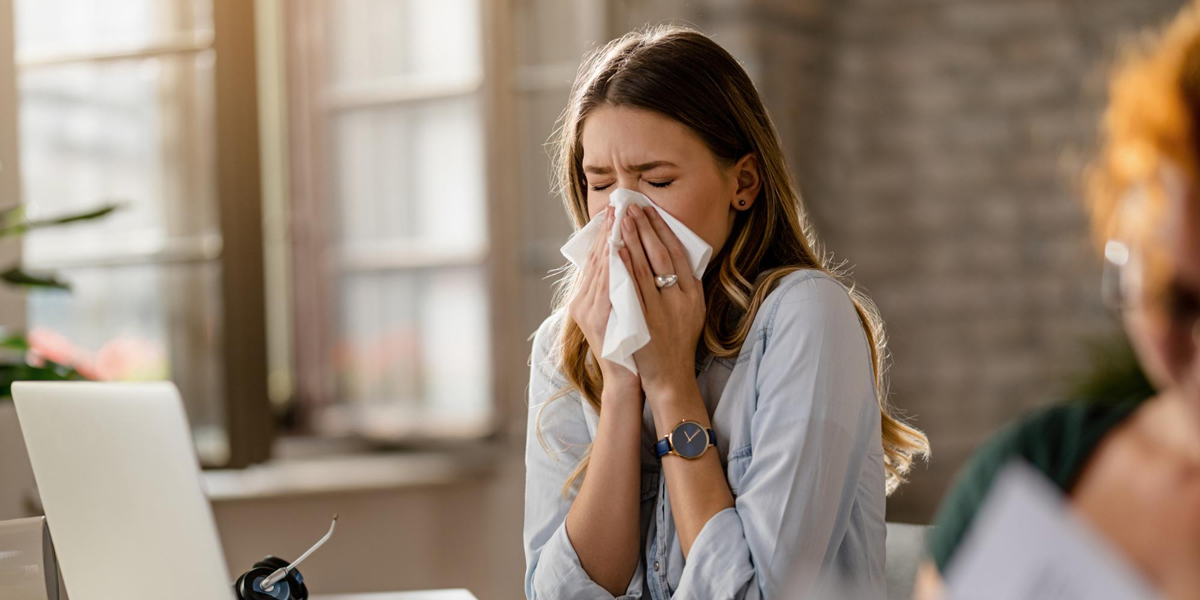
738;199;746;207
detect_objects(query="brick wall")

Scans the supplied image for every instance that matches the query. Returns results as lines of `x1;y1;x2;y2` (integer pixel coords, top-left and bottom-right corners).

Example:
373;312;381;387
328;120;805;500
694;0;1185;521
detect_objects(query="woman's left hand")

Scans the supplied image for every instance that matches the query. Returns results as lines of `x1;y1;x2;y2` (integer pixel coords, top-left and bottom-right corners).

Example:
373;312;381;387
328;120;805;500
615;203;706;401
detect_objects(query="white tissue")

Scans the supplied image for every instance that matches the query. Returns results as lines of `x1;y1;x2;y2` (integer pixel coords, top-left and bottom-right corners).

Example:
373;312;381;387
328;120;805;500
560;189;713;375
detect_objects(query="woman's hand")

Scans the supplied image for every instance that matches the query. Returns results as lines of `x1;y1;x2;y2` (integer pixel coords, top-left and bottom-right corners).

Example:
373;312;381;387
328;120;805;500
616;203;706;401
568;206;643;400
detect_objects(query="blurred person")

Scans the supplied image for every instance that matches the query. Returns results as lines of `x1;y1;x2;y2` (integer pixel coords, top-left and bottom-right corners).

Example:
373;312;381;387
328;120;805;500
523;26;929;600
915;4;1200;599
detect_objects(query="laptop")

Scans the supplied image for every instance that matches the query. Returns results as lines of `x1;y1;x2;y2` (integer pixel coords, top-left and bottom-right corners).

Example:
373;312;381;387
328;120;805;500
12;381;236;600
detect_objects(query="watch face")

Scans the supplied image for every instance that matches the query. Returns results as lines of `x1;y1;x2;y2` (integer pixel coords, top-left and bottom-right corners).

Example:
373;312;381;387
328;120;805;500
671;421;708;459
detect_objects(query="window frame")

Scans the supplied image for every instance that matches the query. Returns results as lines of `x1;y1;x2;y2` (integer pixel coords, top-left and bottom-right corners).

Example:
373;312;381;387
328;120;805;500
9;0;273;468
283;0;523;439
0;0;22;337
210;0;272;467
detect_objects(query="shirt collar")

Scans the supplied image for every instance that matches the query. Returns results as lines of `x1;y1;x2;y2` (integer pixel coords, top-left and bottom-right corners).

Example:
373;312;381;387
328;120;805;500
694;348;716;374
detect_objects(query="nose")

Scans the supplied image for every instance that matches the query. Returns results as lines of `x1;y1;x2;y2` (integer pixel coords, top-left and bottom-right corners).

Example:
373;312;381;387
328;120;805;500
612;172;641;191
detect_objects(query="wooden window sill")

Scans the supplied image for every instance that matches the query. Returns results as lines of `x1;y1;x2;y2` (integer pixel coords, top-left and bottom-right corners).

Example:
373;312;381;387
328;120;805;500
201;439;506;502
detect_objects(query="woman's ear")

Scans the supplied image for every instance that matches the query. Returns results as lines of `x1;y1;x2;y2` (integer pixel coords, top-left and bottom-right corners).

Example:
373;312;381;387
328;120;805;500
731;153;761;210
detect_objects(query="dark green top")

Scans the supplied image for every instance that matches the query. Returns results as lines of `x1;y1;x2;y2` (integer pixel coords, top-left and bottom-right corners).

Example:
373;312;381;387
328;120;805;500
926;396;1148;573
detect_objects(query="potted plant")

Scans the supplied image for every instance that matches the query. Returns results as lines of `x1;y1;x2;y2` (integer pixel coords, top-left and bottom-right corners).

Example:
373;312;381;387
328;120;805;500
0;201;117;519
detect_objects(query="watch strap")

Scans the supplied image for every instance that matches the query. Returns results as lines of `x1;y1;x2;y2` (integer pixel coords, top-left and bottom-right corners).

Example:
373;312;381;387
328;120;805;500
653;436;672;459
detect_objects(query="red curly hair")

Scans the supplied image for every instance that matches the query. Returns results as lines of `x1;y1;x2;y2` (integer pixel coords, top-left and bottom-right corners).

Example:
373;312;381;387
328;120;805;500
1087;2;1200;248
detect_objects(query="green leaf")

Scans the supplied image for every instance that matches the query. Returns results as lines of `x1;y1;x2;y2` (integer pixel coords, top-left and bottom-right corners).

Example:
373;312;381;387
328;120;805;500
0;204;24;228
0;203;121;239
0;360;88;399
0;332;29;352
1;266;70;290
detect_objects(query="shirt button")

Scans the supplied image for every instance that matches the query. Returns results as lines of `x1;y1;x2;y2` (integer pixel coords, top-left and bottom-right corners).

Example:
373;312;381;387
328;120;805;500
653;561;660;572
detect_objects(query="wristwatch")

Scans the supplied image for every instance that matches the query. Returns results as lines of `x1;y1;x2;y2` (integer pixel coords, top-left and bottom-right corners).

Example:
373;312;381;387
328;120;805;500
654;420;716;460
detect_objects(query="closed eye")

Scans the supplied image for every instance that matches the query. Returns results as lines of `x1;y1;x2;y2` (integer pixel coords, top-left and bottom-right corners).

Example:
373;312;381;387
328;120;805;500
1164;281;1200;325
648;180;673;188
590;183;613;192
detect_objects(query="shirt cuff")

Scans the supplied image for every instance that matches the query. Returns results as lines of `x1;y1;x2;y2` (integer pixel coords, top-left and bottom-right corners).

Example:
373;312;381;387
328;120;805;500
674;507;756;600
530;521;644;600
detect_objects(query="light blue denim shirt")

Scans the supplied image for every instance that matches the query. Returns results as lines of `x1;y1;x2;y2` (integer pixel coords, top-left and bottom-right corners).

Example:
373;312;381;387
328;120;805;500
524;269;887;600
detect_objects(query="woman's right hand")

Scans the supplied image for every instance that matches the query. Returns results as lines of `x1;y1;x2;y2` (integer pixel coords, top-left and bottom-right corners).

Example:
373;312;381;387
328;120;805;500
568;206;643;400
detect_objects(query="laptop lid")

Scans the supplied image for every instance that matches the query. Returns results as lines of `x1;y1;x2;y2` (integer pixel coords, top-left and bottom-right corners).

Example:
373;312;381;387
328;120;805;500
12;381;235;600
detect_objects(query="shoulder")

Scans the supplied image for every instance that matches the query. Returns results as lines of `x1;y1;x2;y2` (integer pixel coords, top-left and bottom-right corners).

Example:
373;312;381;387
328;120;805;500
747;270;876;411
531;309;569;364
927;397;1146;573
529;309;569;388
531;309;565;355
759;269;860;339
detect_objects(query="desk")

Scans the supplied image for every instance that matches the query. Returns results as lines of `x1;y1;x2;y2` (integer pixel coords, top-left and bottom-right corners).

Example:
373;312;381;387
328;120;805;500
313;591;477;600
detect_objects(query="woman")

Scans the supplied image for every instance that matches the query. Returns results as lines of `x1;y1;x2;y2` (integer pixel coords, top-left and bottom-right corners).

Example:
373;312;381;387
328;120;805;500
523;26;929;600
917;4;1200;598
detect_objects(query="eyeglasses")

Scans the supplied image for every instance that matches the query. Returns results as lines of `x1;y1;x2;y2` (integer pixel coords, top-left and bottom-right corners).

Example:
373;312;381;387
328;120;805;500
1100;240;1128;316
1102;239;1200;349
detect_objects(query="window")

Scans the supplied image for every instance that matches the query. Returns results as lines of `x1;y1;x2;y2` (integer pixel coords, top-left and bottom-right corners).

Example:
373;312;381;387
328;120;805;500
288;0;495;440
283;0;640;441
13;0;270;466
8;0;631;458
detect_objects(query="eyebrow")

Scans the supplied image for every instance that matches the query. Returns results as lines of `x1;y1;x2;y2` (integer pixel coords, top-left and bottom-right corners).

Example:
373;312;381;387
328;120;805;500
582;160;678;175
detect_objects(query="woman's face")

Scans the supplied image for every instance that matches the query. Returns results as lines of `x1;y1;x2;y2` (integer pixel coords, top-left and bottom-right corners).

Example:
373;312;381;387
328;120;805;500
1124;189;1200;408
579;105;758;255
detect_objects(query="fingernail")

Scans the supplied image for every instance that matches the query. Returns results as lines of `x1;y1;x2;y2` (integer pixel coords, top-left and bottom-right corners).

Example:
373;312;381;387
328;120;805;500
629;205;642;217
623;216;633;231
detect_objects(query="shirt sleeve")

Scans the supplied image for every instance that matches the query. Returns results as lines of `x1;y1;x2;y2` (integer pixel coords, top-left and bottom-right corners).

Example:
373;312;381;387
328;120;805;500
523;311;645;600
672;274;882;600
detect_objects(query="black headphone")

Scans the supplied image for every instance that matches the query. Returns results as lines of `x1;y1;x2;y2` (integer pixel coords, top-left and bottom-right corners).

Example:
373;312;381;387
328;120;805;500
234;555;309;600
232;515;336;600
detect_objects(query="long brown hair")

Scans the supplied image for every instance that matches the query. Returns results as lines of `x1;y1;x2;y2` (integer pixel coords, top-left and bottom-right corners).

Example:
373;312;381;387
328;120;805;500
540;25;929;495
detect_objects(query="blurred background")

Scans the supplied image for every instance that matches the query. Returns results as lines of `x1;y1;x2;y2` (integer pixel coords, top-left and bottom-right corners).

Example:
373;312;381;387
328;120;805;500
0;0;1184;598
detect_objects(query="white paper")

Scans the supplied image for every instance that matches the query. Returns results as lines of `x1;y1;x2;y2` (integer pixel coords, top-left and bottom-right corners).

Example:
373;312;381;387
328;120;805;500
559;189;713;375
945;461;1160;600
